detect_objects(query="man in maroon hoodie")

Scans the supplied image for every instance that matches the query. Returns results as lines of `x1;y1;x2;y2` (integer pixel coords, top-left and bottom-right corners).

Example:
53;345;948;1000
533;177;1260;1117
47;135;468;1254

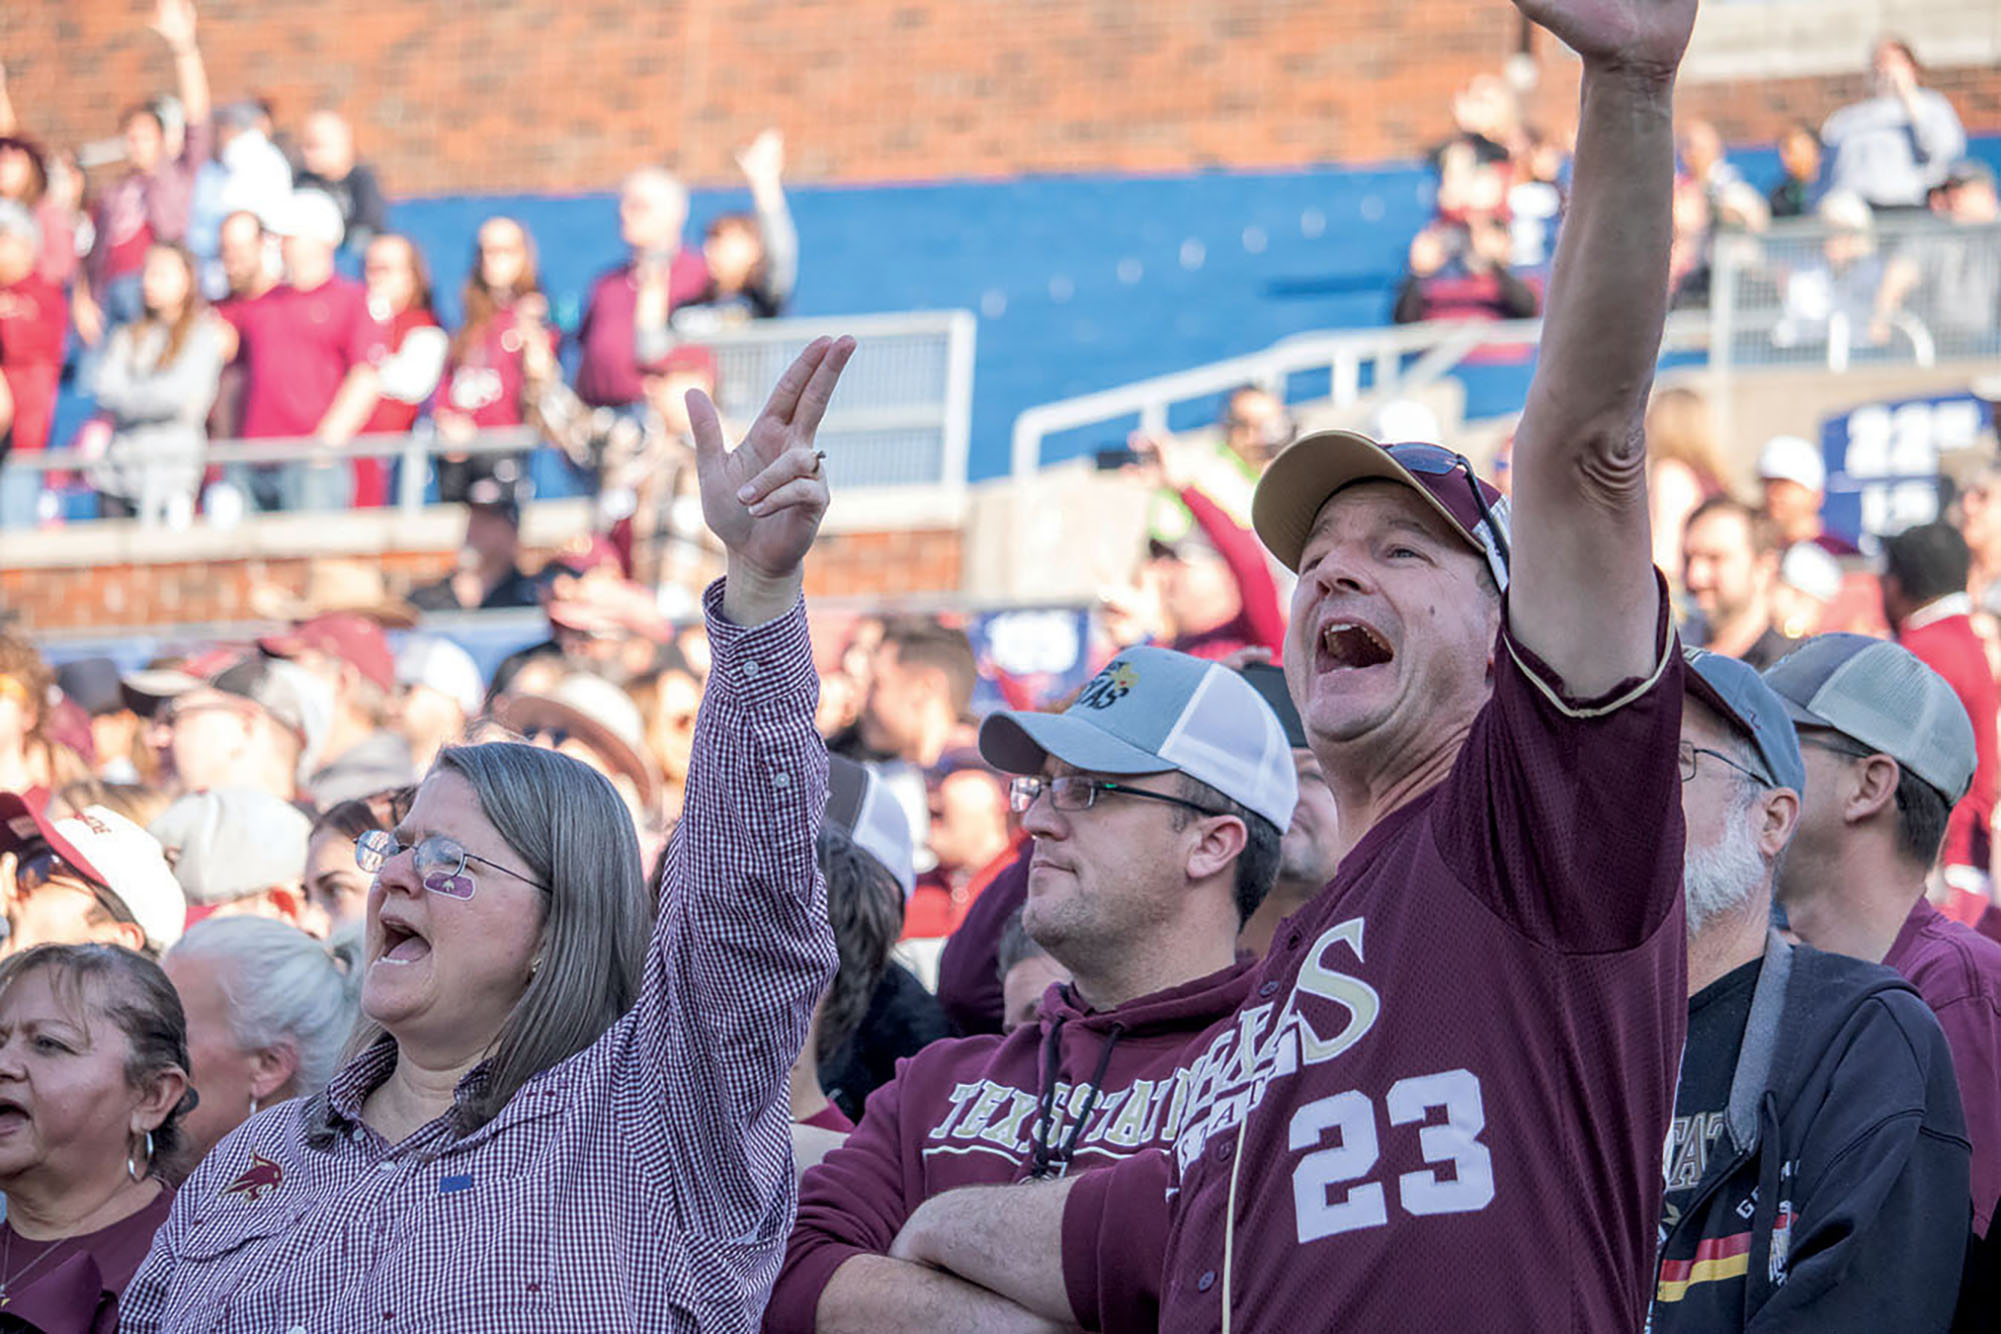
765;645;1298;1333
879;0;1697;1329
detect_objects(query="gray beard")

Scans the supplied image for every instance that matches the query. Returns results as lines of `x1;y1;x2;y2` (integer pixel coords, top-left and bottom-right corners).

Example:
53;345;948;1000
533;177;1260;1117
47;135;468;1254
1684;812;1768;939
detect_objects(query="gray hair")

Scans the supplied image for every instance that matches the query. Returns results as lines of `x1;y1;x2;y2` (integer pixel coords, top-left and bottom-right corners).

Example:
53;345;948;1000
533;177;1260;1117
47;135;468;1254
620;166;688;216
326;742;648;1140
168;916;363;1098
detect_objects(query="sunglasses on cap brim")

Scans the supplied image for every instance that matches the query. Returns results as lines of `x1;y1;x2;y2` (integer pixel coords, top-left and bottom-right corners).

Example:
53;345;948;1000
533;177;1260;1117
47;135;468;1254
1380;442;1513;580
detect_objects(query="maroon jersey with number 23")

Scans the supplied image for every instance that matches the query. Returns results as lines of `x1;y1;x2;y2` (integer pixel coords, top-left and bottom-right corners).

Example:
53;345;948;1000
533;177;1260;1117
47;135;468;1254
1061;603;1687;1333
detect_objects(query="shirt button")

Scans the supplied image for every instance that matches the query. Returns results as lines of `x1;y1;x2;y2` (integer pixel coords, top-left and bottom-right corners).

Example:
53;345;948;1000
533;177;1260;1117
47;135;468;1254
1258;980;1279;997
773;772;792;790
741;661;762;680
1215;1139;1234;1161
287;1327;308;1334
1197;1270;1216;1293
376;1160;397;1173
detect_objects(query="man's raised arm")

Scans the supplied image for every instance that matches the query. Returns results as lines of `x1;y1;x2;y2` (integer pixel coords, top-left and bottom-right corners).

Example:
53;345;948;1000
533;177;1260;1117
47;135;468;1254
1506;0;1698;698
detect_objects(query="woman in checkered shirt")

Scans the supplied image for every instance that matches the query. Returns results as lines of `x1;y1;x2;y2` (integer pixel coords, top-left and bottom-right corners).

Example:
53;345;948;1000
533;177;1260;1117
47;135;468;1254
123;336;858;1333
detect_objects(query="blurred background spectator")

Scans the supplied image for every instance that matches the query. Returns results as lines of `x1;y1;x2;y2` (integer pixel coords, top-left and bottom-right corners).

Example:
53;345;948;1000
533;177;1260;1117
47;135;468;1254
434;216;554;501
84;241;224;526
1645;386;1730;595
1823;35;1967;213
292;109;387;254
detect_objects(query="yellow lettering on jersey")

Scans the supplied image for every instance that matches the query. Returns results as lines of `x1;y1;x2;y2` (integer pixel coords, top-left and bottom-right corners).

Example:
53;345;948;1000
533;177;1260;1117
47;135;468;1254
1292;917;1381;1065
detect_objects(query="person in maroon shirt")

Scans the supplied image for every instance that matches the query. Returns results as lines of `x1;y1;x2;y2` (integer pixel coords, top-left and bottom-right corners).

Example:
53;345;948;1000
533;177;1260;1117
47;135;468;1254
771;646;1295;1332
1882;522;2000;912
573;168;709;410
339;234;447;506
0;200;66;527
218;190;375;512
1391;214;1541;325
1769;632;2001;1237
435;216;558;501
879;1;1699;1329
74;0;212;347
0;944;193;1326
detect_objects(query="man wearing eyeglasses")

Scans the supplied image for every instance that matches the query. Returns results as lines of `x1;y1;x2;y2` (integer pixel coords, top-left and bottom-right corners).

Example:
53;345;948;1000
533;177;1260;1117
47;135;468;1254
881;0;1714;1329
1654;648;1967;1331
764;647;1295;1334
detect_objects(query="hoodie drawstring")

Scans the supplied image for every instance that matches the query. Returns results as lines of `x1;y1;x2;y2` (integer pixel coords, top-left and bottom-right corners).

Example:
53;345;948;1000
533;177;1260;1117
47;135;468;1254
1029;1019;1127;1180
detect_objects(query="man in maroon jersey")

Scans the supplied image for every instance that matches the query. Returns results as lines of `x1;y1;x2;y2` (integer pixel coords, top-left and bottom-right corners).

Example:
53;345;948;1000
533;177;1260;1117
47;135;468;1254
879;0;1699;1328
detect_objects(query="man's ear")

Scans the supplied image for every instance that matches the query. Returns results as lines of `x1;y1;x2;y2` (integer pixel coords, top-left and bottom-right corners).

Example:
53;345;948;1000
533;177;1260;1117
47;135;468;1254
1186;815;1250;886
1845;755;1901;825
1758;789;1801;861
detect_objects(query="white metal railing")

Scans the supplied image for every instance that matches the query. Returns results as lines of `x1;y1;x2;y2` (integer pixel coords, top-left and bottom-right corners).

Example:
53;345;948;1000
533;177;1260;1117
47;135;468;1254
1010;313;1707;476
1010;216;2001;476
9;309;977;524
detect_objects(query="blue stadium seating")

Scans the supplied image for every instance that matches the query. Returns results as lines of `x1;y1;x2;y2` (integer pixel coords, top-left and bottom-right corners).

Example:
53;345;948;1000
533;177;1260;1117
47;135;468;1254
50;136;2001;490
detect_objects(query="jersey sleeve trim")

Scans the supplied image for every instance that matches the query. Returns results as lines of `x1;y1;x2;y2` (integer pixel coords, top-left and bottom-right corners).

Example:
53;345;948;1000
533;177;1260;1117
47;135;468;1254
1502;574;1674;721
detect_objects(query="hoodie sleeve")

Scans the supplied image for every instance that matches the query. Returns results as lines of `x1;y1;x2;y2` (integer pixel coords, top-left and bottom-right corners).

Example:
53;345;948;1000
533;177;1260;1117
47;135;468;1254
1746;991;1971;1334
766;1067;918;1334
1060;1149;1173;1334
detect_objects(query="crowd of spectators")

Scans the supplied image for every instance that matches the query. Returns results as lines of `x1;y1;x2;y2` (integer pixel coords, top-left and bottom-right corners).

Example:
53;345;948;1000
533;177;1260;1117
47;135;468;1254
3;5;2001;1332
0;0;797;532
1394;36;1996;373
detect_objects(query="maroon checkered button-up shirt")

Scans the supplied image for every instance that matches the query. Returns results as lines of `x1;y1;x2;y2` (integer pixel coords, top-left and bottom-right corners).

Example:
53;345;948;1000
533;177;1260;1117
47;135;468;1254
122;583;837;1333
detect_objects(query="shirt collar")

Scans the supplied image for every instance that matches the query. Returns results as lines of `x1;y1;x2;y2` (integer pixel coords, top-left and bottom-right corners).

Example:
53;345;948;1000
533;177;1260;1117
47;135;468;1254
1904;592;1973;631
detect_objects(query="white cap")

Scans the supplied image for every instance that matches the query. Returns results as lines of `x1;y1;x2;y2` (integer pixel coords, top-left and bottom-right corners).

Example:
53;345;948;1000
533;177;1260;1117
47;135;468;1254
980;646;1299;832
397;635;485;717
1758;435;1825;493
150;789;312;909
1779;542;1844;603
827;756;917;896
270;189;345;247
53;807;188;952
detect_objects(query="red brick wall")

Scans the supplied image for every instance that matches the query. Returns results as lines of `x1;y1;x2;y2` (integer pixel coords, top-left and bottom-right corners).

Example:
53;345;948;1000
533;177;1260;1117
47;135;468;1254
11;2;1998;196
0;529;963;631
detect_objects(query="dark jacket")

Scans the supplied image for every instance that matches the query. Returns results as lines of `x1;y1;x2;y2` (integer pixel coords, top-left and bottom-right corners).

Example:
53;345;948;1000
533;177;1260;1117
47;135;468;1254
1652;932;1971;1333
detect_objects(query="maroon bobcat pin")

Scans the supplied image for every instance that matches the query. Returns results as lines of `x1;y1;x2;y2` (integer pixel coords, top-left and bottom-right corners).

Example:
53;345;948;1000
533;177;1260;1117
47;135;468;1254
221;1152;284;1203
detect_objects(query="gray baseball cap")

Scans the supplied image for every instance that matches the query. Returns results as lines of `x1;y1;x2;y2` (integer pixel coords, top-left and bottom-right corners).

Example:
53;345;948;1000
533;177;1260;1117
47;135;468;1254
1762;633;1977;803
1684;648;1805;793
979;646;1298;831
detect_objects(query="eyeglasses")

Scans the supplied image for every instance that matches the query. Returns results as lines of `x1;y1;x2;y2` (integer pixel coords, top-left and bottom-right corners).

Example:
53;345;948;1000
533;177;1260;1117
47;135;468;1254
1678;741;1773;788
1383;442;1513;575
1798;732;1875;762
1008;775;1222;819
354;829;550;900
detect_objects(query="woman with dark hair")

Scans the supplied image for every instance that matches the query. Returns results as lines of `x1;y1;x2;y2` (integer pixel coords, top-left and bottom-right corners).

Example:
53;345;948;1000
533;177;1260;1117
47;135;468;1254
0;943;194;1325
434;216;556;501
302;790;407;935
86;242;224;525
0;134;76;286
123;335;856;1331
